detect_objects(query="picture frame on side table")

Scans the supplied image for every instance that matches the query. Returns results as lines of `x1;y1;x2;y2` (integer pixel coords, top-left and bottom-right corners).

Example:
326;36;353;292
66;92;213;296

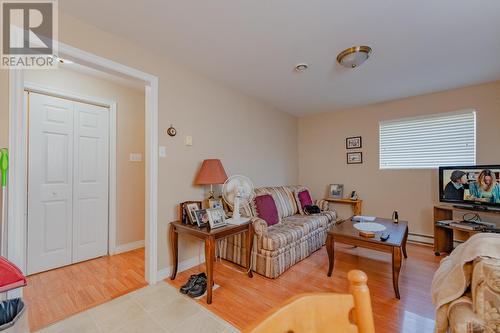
329;184;344;199
194;209;209;228
208;198;224;210
182;201;202;225
347;152;363;164
206;208;227;229
346;136;362;149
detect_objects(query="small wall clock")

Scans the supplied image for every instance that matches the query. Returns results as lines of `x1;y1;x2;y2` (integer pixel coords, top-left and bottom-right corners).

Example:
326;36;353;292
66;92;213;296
167;125;177;137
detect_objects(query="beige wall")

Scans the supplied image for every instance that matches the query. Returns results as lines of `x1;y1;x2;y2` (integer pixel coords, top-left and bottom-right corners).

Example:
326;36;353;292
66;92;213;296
298;81;500;239
24;67;145;247
0;13;299;272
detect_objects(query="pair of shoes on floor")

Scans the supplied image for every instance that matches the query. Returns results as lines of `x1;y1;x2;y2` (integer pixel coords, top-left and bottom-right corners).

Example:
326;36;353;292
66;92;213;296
179;272;207;298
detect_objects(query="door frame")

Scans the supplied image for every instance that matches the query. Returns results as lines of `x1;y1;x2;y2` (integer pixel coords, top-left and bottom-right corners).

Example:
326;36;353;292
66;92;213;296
8;42;159;294
24;83;119;262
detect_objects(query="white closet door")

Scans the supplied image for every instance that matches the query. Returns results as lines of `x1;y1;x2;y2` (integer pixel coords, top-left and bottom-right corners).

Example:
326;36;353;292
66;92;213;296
72;101;109;263
27;92;75;274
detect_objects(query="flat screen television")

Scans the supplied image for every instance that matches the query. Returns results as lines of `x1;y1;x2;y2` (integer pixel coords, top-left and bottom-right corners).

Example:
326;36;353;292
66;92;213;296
439;165;500;208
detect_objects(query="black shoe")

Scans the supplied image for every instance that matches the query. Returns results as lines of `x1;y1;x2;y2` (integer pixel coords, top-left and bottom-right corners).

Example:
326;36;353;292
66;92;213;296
187;277;207;298
180;272;206;294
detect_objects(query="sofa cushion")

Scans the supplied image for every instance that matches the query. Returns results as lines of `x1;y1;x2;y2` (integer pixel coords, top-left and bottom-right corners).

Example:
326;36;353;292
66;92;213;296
282;214;327;232
254;194;279;226
294;187;313;215
260;223;305;251
255;186;298;219
299;190;313;207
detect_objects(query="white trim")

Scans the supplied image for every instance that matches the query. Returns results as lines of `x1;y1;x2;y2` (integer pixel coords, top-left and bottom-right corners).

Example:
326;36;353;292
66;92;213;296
7;70;26;272
408;233;433;245
144;80;159;285
109;104;117;255
23;83;119;256
8;41;159;289
114;240;145;254
24;82;114;107
156;254;206;282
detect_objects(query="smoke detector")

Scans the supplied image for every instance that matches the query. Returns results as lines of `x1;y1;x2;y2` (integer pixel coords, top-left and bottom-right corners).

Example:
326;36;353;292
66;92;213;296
294;63;309;72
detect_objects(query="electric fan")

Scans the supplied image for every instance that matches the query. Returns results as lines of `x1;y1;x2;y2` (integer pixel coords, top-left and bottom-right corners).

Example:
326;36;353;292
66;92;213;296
222;175;255;225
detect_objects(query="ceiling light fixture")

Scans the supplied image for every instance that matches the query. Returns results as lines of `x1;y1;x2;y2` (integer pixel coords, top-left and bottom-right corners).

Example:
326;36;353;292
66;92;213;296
336;46;372;68
294;63;309;72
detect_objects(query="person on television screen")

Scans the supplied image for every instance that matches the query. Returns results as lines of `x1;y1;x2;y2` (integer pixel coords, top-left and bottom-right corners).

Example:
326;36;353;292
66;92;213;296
443;170;468;200
469;169;500;203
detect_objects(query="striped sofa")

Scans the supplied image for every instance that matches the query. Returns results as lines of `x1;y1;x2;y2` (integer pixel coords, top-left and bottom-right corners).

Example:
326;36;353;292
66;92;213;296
218;185;338;279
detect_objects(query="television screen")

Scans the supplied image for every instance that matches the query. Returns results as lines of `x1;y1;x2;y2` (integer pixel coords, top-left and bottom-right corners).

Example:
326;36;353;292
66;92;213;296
439;165;500;206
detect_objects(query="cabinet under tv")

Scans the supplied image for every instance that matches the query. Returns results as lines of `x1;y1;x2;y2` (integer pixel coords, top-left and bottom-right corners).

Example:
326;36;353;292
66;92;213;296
433;204;500;256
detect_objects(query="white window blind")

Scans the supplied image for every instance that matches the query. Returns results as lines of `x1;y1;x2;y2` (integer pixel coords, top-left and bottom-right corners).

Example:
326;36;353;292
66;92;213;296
379;110;476;169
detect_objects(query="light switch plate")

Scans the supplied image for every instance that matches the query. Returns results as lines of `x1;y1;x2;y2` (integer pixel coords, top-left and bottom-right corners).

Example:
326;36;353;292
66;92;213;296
159;146;166;157
185;136;193;146
129;153;142;162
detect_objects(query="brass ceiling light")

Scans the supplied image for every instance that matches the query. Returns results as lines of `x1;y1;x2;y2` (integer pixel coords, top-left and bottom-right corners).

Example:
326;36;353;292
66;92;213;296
336;46;372;68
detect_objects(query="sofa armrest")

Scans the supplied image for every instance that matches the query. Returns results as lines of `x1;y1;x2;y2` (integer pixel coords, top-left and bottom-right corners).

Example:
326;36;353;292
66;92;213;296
251;217;268;237
315;199;335;212
448;297;485;333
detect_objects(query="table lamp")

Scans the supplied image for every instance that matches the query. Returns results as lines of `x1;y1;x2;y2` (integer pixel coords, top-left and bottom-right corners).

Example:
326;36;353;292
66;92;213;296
194;159;228;199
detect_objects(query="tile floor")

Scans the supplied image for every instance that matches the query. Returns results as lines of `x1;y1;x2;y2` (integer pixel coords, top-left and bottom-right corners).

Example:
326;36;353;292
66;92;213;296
35;281;239;333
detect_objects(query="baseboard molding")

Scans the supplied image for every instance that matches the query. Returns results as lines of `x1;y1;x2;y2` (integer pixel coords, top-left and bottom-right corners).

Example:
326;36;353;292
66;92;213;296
114;240;145;254
155;233;436;281
408;232;433;245
157;254;206;282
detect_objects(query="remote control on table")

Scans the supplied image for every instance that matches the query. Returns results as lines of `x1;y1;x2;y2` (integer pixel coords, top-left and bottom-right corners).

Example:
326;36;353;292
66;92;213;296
380;232;390;241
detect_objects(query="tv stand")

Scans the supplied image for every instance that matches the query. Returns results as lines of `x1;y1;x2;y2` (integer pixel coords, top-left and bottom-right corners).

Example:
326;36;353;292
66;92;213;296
452;204;500;212
434;205;500;256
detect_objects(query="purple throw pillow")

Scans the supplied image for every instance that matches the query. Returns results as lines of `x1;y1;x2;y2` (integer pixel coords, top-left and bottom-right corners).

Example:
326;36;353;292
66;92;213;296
298;190;313;210
254;194;279;226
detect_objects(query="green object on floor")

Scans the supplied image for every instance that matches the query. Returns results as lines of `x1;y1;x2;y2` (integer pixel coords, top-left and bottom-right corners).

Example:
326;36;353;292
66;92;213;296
0;148;7;187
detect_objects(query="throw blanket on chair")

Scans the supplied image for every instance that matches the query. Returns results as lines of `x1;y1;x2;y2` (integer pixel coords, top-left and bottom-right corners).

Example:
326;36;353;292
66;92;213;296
431;233;500;333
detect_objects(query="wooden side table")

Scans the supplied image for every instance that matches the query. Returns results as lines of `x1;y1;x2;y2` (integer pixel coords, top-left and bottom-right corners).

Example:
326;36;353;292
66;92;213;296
169;220;254;304
324;198;363;216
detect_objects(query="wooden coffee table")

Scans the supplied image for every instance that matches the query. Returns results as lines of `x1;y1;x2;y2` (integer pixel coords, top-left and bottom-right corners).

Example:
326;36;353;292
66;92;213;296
326;218;408;299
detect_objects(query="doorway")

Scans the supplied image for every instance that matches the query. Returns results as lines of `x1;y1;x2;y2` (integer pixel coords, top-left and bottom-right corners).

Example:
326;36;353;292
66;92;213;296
27;91;110;274
7;42;159;293
20;61;150;330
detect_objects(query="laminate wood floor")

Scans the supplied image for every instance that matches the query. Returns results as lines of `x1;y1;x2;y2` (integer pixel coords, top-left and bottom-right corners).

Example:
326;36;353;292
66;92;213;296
168;243;442;333
25;248;146;332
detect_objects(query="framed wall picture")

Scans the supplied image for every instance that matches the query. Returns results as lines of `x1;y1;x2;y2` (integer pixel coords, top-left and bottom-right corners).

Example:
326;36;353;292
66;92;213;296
206;208;227;229
347;152;363;164
194;209;209;228
329;184;344;199
346;136;362;149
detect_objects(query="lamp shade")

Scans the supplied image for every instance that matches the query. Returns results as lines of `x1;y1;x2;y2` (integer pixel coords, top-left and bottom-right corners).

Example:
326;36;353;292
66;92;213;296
194;159;228;185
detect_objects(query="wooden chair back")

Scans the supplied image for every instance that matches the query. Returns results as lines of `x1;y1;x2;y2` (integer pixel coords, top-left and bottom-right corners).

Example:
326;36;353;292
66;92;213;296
244;270;375;333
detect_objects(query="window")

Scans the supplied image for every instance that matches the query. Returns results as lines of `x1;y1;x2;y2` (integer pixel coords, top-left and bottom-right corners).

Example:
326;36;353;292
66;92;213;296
379;110;476;169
